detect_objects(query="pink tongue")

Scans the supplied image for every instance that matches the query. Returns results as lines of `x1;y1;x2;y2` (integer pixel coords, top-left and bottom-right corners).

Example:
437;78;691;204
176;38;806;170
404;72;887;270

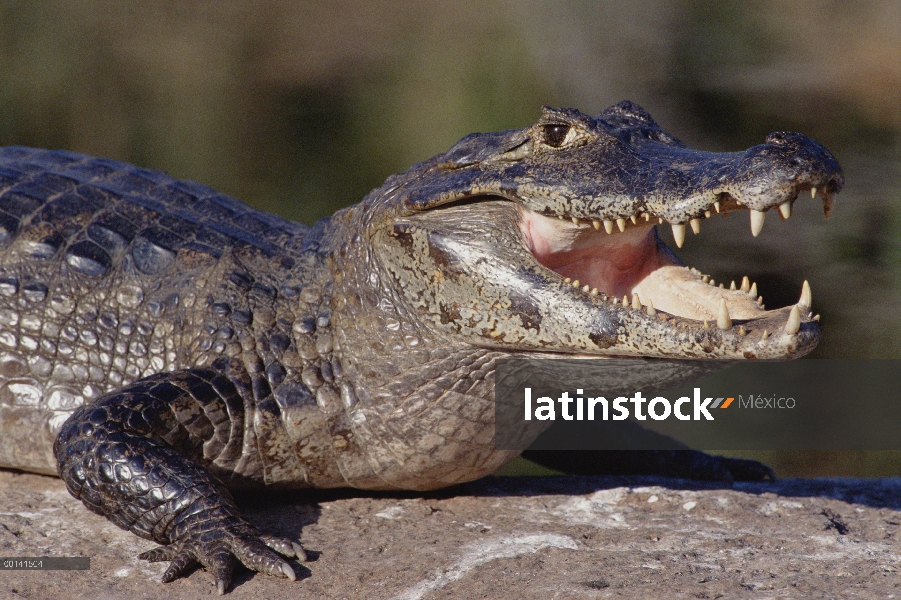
522;215;678;298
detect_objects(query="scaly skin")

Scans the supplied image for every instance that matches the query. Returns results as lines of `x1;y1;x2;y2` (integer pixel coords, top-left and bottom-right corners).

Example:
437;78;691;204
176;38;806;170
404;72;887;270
0;101;843;592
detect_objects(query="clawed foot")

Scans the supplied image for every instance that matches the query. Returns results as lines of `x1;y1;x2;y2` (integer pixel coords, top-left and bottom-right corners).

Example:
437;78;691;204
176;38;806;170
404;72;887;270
139;526;308;594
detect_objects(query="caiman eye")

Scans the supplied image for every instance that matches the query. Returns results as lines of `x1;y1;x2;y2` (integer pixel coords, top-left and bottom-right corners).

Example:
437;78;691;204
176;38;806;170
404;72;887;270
543;124;571;148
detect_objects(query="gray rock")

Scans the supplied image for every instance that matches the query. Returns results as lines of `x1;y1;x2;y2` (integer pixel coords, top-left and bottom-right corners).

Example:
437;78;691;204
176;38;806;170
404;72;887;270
1;470;899;599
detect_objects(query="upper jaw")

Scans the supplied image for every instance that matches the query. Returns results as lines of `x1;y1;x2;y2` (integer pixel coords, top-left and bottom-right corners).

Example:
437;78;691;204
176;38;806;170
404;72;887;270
517;134;844;245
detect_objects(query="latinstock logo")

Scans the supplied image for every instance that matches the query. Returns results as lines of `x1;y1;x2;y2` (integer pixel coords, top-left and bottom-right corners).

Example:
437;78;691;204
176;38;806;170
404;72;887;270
522;388;794;422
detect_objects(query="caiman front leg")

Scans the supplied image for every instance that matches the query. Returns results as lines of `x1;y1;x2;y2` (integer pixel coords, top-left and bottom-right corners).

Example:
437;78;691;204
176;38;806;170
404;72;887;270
53;358;306;594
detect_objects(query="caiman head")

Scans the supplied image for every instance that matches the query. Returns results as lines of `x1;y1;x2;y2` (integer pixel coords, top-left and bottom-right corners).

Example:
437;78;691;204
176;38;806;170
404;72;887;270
354;100;844;360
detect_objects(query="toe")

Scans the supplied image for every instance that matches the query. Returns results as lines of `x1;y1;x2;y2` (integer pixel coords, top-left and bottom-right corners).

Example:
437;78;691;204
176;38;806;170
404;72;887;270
160;550;199;583
138;545;179;563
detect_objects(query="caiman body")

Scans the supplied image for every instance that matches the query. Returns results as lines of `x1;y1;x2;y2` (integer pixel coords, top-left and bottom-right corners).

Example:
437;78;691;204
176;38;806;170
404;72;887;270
0;101;843;591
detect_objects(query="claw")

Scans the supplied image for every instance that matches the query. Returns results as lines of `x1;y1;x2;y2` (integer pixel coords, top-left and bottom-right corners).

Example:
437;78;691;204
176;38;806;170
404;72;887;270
281;563;297;581
292;542;309;562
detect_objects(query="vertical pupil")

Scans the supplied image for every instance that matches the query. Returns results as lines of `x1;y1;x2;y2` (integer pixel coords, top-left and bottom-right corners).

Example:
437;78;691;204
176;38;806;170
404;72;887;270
545;125;569;147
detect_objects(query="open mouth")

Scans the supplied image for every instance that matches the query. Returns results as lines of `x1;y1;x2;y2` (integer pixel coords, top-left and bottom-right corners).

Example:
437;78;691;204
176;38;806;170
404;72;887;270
520;182;841;339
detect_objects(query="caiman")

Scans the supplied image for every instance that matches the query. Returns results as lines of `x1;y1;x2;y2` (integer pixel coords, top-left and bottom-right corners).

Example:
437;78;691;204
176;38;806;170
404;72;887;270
0;101;843;593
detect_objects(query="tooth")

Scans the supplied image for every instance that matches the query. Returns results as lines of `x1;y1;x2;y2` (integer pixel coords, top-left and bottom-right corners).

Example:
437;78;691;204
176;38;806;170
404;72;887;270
564;277;571;283
730;280;736;290
757;296;764;305
799;280;812;307
823;190;835;219
717;299;732;330
761;330;770;340
714;201;721;213
658;217;664;224
616;218;626;232
740;276;750;292
582;285;590;293
703;320;709;329
704;210;711;218
604;220;614;234
748;282;758;298
709;279;715;287
572;279;580;288
590;288;599;296
719;283;724;289
750;209;766;237
558;215;564;220
644;213;651;221
778;201;792;219
632;293;641;310
631;214;638;225
646;300;656;316
622;295;629;306
702;275;710;283
592;220;601;230
738;326;747;336
811;187;817;198
671;223;686;248
785;305;801;334
813;314;820;321
690;218;701;234
572;217;580;225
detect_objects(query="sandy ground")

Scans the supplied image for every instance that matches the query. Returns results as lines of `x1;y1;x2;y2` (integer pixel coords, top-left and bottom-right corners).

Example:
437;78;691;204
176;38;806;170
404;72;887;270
1;470;900;599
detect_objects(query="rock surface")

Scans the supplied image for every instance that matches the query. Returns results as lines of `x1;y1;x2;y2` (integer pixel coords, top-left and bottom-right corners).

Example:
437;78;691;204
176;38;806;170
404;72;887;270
1;470;900;599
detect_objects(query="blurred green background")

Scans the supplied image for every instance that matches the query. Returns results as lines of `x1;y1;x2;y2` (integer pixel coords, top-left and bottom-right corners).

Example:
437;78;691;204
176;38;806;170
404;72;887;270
0;1;898;477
